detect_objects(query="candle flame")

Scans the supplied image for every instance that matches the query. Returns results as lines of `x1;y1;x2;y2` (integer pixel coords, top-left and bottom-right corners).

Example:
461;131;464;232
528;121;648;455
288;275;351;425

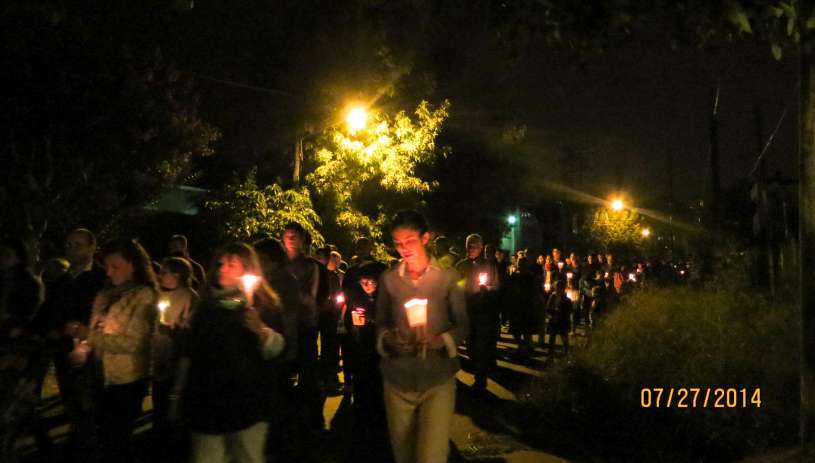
478;273;488;285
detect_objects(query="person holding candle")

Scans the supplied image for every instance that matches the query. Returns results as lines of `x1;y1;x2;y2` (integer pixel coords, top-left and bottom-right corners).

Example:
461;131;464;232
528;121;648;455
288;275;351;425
544;281;572;358
455;233;499;391
173;242;288;463
342;261;391;462
79;238;159;462
376;210;468;463
151;257;199;452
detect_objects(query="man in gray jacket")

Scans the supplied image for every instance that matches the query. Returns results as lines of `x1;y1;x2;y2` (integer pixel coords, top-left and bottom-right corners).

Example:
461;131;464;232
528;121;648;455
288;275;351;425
376;210;468;463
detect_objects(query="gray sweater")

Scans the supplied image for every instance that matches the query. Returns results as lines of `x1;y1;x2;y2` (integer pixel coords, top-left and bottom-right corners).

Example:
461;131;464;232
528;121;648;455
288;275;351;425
375;258;468;392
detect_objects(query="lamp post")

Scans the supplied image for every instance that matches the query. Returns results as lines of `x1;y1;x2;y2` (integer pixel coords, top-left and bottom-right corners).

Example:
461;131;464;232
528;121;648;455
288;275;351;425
507;213;518;254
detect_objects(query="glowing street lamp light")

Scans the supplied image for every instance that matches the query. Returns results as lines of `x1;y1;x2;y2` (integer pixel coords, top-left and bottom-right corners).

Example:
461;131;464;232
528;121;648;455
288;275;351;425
611;199;624;211
507;214;517;225
346;107;368;133
641;228;651;238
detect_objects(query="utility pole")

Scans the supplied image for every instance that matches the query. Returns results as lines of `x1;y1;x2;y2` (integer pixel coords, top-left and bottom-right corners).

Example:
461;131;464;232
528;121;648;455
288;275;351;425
666;146;676;258
707;84;722;227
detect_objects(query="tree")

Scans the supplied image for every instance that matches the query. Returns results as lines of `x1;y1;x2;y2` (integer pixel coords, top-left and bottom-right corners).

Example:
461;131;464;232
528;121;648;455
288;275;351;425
0;3;219;256
305;100;450;251
203;169;323;246
586;206;646;254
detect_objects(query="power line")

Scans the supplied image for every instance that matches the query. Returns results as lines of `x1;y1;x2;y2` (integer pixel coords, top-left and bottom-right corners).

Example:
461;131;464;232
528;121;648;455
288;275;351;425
179;70;294;97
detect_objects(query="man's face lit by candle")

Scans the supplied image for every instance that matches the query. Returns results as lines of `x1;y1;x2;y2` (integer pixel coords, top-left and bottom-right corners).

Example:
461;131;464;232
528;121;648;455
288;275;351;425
392;227;430;267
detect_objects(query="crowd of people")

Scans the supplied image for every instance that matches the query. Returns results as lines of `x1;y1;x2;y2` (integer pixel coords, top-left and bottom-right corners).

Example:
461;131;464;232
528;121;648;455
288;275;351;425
0;211;687;463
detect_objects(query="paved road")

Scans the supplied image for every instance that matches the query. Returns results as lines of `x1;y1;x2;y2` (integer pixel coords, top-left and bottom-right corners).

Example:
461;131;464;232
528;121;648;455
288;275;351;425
14;329;581;462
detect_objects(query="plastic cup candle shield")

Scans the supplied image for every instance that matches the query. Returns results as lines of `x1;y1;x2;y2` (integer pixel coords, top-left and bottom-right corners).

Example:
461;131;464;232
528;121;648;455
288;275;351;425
557;262;564;270
351;307;366;326
241;274;260;306
157;301;169;324
404;298;428;328
544;283;551;292
566;272;573;280
478;273;488;286
628;273;637;282
335;293;346;305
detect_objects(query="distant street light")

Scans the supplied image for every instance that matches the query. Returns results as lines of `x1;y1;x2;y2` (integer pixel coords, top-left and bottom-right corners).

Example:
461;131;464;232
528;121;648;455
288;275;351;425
346;107;368;133
507;214;517;225
611;199;624;211
641;228;651;237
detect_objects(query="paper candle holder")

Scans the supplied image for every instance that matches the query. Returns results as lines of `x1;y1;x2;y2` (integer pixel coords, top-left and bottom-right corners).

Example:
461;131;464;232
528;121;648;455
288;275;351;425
404;298;428;328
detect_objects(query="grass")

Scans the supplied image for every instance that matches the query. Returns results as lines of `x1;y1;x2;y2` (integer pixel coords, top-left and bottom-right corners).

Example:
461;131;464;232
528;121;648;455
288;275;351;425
520;287;799;462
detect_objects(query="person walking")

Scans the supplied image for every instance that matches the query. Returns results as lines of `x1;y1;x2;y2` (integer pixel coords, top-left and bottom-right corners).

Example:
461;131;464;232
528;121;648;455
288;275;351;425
376;210;468;463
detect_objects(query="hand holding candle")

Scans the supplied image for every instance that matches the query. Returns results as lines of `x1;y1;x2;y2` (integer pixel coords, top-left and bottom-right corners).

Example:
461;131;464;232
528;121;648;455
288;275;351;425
335;293;346;306
557;261;564;270
566;272;573;280
544;282;551;292
241;274;260;306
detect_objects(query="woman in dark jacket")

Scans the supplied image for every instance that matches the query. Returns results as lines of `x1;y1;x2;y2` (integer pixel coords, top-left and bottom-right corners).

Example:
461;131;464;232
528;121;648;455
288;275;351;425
173;242;288;463
342;261;391;462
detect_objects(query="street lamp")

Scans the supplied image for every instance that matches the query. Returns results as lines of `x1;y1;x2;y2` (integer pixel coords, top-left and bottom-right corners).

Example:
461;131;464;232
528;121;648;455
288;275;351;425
641;228;651;237
346;107;368;133
507;214;517;225
611;199;624;211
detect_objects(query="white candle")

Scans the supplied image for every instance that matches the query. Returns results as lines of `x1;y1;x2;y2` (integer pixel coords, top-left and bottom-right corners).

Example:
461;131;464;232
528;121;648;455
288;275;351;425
404;298;428;328
478;273;488;286
241;274;260;306
157;301;169;324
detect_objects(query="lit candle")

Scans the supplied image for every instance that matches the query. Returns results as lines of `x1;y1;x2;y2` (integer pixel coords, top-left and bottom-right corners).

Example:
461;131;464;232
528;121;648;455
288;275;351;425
478;273;488;286
544;283;551;292
336;293;346;305
566;272;573;279
557;261;564;270
628;273;636;282
241;274;260;306
404;298;428;328
351;307;366;326
604;272;609;278
157;301;169;324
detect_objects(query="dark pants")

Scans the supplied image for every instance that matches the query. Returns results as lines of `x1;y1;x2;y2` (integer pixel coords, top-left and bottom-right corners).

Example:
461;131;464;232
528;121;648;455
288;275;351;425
151;379;171;442
298;328;324;429
318;310;341;386
546;323;570;355
468;296;500;387
53;350;99;456
99;379;147;463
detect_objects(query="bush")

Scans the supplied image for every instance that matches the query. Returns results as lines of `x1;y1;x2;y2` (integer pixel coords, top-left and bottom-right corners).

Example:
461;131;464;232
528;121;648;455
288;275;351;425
521;287;799;462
